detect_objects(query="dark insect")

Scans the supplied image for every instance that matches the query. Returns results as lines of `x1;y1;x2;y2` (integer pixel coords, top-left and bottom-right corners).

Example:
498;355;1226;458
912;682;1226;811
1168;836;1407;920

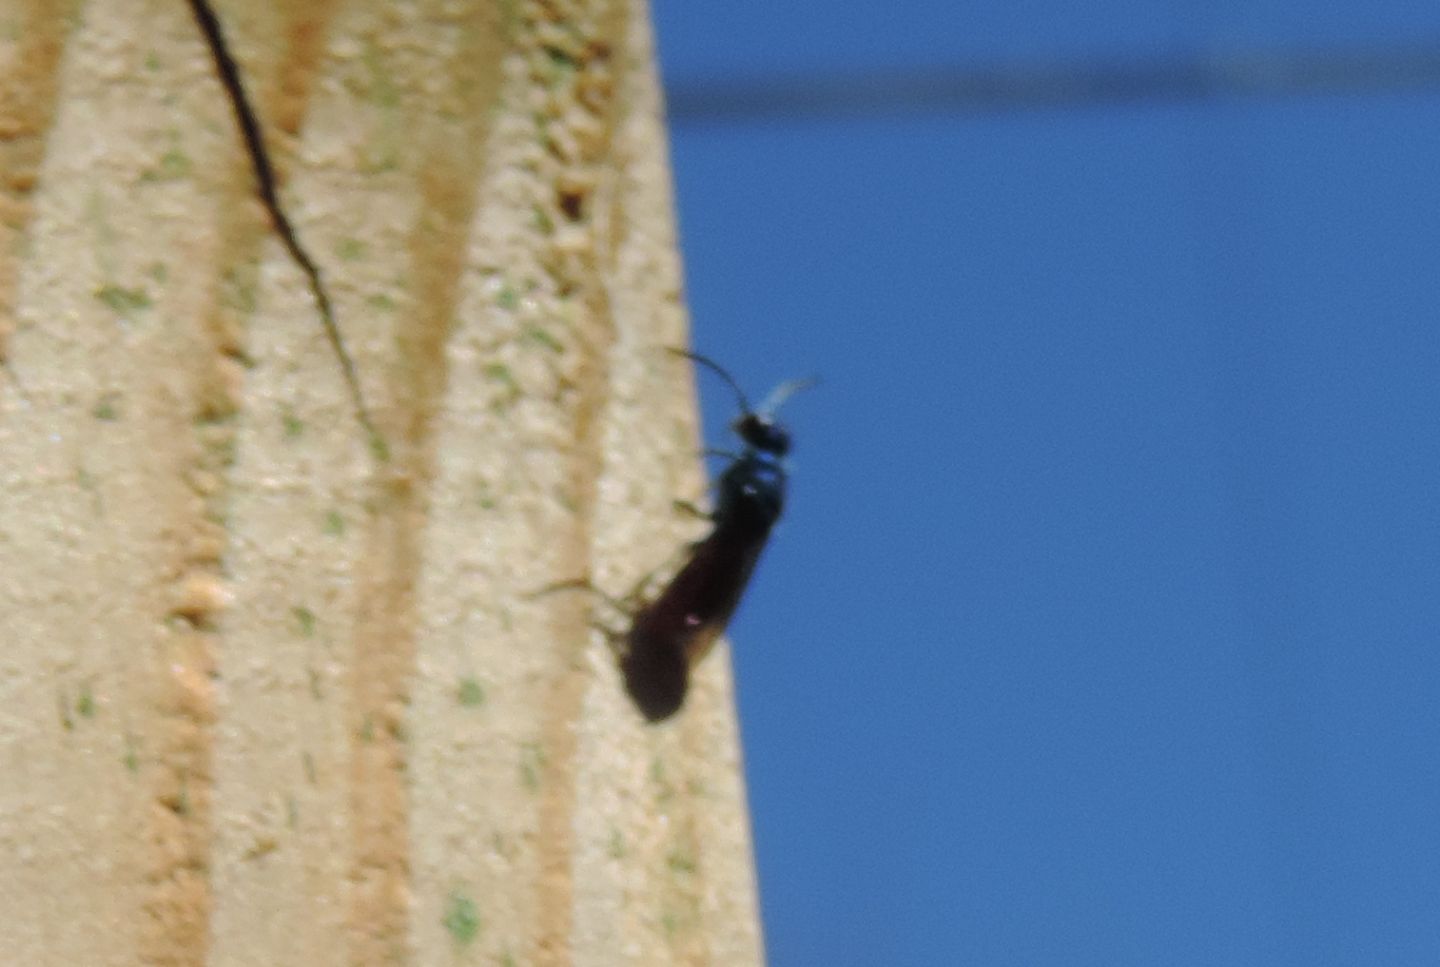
621;351;813;720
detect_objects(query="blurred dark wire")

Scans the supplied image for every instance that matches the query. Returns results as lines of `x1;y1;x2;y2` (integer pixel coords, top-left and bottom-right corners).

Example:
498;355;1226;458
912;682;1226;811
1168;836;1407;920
665;42;1440;122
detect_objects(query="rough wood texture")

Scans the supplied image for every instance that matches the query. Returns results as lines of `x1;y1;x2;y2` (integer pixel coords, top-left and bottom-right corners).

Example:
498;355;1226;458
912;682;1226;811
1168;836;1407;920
0;1;764;964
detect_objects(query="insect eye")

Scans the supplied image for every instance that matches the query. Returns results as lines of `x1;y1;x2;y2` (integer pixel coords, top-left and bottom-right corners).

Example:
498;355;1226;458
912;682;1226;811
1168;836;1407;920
733;414;790;456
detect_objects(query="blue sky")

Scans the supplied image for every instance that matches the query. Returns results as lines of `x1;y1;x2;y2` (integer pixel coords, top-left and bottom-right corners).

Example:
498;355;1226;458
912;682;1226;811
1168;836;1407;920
652;3;1440;964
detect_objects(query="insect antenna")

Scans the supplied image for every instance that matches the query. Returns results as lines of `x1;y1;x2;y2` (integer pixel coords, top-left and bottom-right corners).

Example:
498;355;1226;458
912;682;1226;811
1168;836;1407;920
670;348;754;416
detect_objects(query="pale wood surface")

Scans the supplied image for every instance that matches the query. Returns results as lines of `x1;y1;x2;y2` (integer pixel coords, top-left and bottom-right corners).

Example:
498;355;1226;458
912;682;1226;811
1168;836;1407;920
0;1;764;963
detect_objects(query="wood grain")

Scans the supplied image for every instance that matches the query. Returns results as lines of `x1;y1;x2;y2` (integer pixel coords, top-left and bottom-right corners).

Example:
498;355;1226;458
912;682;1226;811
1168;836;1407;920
0;0;764;963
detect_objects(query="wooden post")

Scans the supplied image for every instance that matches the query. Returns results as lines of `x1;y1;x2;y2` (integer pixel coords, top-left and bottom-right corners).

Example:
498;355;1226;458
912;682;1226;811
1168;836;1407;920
0;1;764;964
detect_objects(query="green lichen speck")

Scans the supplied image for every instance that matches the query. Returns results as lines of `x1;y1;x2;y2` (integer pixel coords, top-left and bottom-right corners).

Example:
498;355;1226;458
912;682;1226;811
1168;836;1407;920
293;606;317;638
334;237;367;261
95;284;151;313
139;147;192;182
522;323;563;354
92;395;120;421
457;677;485;708
519;742;546;792
76;683;96;719
123;734;140;773
280;404;304;438
442;890;481;946
667;849;697;875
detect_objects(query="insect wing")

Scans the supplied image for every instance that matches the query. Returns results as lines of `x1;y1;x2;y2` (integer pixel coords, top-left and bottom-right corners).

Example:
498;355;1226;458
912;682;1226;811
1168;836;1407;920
622;521;772;720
